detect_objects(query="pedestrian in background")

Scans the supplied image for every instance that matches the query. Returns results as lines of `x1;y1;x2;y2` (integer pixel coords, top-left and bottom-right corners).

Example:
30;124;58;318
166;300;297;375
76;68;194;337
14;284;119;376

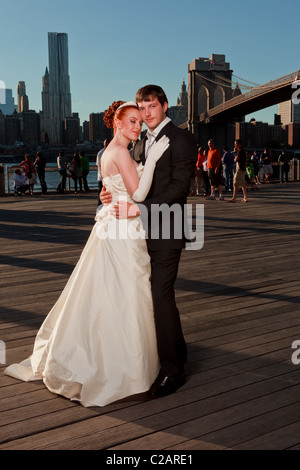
13;169;30;196
227;139;248;203
19;154;36;195
222;146;234;192
195;147;205;196
71;152;83;194
261;148;273;183
34;151;47;194
206;139;224;201
56;151;69;193
278;151;290;183
202;150;211;197
79;151;90;192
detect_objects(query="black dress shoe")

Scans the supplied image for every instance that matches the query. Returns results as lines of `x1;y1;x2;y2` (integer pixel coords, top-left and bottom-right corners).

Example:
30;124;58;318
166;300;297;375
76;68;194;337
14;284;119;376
149;373;185;399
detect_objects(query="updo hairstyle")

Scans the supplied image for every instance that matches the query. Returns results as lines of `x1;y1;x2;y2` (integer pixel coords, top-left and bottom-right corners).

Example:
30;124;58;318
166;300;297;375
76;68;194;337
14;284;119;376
103;101;138;134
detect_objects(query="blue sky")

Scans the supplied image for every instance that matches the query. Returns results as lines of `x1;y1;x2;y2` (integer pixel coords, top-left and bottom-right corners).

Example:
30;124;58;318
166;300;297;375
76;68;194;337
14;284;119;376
1;0;299;125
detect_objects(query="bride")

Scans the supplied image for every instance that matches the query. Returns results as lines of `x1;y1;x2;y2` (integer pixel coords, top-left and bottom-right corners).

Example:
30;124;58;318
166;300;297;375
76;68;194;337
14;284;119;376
4;100;169;407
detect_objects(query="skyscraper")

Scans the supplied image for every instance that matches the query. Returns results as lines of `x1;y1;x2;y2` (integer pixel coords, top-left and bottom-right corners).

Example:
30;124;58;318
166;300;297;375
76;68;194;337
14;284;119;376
17;81;29;113
278;100;300;125
41;67;50;142
22;110;41;146
0;89;15;115
41;32;72;143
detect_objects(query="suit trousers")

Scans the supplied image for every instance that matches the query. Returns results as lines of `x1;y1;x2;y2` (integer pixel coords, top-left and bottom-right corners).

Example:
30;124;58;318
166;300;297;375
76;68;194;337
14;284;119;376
148;247;187;377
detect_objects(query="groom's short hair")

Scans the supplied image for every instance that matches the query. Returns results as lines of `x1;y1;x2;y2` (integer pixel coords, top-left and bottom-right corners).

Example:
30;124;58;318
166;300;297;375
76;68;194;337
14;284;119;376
136;85;168;107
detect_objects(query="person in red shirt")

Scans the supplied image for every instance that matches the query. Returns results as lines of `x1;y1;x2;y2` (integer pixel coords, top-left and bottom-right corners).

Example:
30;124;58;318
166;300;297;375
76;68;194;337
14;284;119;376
18;154;37;195
206;139;224;200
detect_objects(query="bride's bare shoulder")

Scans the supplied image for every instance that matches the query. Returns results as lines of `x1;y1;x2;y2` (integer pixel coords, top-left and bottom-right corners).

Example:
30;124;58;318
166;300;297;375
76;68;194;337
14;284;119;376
101;144;135;177
111;146;136;168
103;144;129;161
114;146;131;161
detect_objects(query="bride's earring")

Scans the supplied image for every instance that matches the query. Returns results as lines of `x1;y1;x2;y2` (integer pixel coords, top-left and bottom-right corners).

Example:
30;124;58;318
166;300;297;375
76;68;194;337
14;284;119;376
118;128;121;140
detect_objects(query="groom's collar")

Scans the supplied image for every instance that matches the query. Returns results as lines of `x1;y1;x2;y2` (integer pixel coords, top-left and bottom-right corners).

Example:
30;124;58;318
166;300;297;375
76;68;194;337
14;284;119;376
146;116;171;139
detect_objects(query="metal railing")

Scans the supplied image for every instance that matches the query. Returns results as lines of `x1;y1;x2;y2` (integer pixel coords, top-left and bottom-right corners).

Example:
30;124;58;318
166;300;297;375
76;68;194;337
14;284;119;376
1;161;300;196
1;164;99;195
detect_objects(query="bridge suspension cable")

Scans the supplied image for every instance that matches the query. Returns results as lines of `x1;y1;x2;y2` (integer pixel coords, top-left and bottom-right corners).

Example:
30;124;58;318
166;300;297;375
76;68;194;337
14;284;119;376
216;74;260;88
196;71;295;91
196;73;253;90
216;74;255;89
232;74;261;87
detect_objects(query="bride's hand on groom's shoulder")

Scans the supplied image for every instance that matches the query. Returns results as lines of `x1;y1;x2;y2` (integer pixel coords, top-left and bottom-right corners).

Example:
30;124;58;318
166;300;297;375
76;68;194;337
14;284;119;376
100;186;112;205
148;135;170;163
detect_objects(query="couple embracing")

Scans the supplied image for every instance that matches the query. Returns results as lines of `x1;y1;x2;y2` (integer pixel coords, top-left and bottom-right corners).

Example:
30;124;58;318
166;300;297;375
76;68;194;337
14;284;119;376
4;85;198;407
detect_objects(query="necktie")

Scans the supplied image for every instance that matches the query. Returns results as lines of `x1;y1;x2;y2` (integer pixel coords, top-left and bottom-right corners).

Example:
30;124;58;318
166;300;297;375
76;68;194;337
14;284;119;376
145;132;156;159
147;131;155;142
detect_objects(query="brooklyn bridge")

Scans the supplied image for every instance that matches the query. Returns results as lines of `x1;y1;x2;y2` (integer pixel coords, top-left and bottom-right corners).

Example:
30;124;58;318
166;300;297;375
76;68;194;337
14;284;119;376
181;54;299;147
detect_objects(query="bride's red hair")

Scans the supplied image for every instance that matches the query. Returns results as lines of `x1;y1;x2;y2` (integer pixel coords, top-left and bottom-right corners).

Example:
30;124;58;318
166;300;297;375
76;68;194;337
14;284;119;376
103;101;138;134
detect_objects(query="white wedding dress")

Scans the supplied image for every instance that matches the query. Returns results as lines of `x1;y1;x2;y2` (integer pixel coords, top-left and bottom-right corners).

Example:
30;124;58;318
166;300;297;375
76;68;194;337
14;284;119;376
4;163;160;407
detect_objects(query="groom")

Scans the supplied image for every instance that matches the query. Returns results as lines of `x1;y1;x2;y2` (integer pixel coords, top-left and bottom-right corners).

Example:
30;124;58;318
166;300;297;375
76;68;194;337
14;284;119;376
102;85;197;398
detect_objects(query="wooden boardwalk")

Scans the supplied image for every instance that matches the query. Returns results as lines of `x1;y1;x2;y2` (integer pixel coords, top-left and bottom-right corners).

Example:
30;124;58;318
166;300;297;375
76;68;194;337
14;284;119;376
0;182;300;451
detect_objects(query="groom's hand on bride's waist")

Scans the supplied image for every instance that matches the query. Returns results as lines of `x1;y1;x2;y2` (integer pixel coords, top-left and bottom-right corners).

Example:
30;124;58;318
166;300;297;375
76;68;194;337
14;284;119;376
110;201;140;219
99;186;112;205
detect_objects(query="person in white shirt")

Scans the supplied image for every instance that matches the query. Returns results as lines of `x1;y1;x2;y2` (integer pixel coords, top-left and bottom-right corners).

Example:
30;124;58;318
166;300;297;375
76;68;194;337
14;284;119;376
56;151;69;193
14;169;30;196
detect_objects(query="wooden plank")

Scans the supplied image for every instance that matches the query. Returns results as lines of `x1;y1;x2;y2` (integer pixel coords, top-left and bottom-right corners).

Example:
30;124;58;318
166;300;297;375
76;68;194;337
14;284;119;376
2;372;299;450
231;421;300;450
0;183;299;450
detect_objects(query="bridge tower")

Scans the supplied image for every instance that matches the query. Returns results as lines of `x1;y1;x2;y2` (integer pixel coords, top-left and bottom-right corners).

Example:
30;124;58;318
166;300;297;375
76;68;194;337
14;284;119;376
188;53;242;147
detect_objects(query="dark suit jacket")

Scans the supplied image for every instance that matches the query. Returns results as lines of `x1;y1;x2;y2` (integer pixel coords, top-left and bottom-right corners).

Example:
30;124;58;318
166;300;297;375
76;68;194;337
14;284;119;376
133;121;198;250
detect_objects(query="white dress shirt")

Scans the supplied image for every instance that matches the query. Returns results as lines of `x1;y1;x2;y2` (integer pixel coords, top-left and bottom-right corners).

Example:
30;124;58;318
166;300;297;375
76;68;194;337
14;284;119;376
14;173;26;187
145;116;171;158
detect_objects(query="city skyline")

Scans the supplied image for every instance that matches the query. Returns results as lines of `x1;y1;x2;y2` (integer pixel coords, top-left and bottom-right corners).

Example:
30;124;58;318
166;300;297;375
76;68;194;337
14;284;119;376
1;0;299;126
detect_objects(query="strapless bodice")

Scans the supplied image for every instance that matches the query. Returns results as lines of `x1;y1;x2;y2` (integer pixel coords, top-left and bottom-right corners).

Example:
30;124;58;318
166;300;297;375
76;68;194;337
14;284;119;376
102;163;143;204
